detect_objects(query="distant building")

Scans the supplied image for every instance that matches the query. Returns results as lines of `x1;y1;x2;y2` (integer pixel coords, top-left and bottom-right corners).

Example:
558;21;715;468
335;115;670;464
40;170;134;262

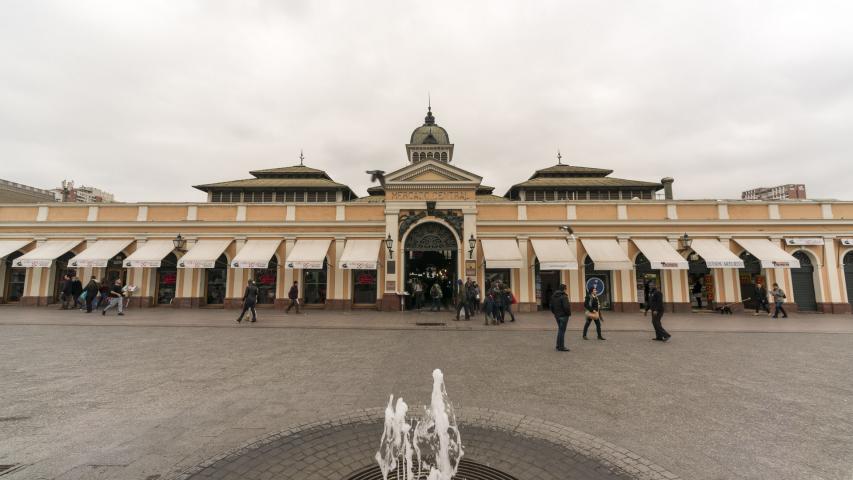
0;178;56;203
742;184;806;201
50;180;115;203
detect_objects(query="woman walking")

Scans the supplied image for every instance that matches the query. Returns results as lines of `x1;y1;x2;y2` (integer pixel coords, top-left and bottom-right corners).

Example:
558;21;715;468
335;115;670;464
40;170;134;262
583;287;606;340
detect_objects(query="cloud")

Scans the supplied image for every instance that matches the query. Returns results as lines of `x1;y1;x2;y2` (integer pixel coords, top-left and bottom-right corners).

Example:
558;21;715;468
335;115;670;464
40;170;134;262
1;0;852;201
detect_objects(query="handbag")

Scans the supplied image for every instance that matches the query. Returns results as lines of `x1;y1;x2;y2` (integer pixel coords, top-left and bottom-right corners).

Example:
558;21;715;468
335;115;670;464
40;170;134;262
585;310;600;321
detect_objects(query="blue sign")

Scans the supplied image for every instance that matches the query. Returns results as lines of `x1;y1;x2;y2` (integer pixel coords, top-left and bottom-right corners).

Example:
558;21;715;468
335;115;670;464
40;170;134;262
586;277;606;296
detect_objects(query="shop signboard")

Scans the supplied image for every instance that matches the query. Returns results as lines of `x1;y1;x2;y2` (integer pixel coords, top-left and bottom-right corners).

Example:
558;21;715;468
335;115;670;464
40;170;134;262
233;260;271;269
286;260;323;270
125;259;162;268
785;238;824;246
179;259;215;269
16;258;51;268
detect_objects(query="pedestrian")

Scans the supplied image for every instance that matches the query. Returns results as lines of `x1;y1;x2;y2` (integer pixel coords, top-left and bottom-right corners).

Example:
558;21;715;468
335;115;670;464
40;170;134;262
414;280;424;310
59;274;73;309
550;283;571;352
472;282;481;314
71;276;83;309
492;283;505;323
237;280;259;323
692;279;703;309
502;285;516;322
583;287;606;340
770;283;788;318
753;281;771;316
83;276;99;313
101;279;125;316
286;280;300;313
429;282;443;311
97;278;110;309
453;278;471;321
648;282;670;341
483;292;496;325
643;276;651;316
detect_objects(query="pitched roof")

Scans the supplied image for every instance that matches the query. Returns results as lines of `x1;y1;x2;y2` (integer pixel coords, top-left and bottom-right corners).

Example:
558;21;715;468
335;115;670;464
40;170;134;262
248;165;328;177
193;178;350;190
511;176;663;188
532;164;613;177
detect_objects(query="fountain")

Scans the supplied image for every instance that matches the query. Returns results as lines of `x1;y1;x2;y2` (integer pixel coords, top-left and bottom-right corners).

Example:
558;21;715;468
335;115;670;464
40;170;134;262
375;369;463;480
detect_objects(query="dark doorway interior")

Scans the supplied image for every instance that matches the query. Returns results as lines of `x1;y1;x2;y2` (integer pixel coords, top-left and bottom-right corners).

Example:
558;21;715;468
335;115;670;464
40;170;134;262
403;222;459;311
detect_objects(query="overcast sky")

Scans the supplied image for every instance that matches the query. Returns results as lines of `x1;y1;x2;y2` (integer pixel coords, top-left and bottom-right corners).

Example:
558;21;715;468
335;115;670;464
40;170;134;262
1;1;852;202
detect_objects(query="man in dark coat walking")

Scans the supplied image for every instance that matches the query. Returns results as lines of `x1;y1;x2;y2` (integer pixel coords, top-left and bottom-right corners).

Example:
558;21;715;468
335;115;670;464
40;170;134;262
286;280;300;313
550;284;571;352
59;274;73;309
84;276;99;313
71;276;83;309
237;280;259;323
648;282;670;341
454;278;471;321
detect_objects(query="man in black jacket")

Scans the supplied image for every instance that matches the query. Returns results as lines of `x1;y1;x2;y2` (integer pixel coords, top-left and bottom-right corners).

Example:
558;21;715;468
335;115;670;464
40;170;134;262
648;282;670;341
550;284;571;352
59;274;73;309
237;280;259;323
71;276;83;309
286;280;300;313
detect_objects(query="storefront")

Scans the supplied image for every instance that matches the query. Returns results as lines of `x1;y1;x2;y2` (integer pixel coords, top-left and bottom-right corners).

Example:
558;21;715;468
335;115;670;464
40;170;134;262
481;239;523;294
583;256;612;310
687;257;713;310
123;239;179;306
580;238;634;311
3;251;26;303
338;239;382;307
286;239;332;306
634;253;659;310
232;239;283;306
178;239;232;307
790;251;817;311
156;253;178;305
205;255;228;305
530;238;577;311
735;238;800;310
844;250;853;309
687;239;745;310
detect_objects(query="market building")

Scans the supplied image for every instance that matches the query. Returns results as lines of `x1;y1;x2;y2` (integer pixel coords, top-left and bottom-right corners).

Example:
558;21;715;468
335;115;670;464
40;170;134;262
1;107;852;314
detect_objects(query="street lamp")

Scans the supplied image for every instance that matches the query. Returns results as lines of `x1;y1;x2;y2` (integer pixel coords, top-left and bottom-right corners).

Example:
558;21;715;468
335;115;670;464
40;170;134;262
559;225;576;240
173;234;187;252
679;232;692;251
385;234;394;256
468;234;476;259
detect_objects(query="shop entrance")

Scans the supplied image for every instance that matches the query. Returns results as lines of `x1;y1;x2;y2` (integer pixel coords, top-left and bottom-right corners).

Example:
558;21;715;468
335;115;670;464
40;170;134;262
584;256;612;310
844;252;853;309
3;251;26;303
791;251;817;311
52;252;76;304
738;251;764;310
635;253;661;311
535;260;560;311
688;256;714;310
403;222;458;311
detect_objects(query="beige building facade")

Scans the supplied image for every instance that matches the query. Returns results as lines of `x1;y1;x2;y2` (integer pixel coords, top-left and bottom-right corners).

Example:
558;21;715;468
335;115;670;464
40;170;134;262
2;110;853;315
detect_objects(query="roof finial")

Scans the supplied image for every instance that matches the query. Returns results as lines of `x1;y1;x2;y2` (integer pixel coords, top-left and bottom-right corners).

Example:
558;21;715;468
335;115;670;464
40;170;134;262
557;149;563;165
299;149;304;166
428;91;431;112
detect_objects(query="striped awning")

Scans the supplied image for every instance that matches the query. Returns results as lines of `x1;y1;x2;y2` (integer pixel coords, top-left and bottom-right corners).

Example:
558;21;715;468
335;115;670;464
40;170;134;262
285;239;332;269
0;240;31;260
734;238;800;269
481;239;524;269
16;239;83;268
178;239;232;269
232;239;282;269
124;240;176;268
338;239;382;270
530;239;578;270
632;239;688;270
580;239;633;270
69;239;133;268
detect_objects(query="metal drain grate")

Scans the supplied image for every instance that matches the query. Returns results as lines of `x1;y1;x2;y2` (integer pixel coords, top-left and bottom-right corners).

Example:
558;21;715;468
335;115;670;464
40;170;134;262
346;459;520;480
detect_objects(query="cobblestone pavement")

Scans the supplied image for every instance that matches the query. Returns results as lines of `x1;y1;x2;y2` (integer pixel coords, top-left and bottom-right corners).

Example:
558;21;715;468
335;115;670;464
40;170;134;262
0;309;851;479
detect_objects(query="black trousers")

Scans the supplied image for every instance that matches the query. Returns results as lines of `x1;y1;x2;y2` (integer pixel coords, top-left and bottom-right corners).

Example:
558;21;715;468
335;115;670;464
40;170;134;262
651;311;670;339
773;302;788;318
238;301;257;321
583;318;602;338
755;299;771;314
286;298;300;313
455;300;470;320
85;295;96;313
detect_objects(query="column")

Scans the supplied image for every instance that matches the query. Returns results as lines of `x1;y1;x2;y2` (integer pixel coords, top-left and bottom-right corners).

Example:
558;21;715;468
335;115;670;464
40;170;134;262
333;236;346;309
616;237;635;312
822;237;846;313
517;236;531;312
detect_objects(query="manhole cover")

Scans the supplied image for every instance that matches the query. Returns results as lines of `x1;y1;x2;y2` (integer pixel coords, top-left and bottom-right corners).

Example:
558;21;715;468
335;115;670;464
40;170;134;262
346;458;519;480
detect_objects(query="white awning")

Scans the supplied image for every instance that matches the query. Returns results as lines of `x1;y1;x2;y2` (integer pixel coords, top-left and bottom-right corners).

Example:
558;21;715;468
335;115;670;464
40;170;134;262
0;240;31;260
734;238;800;269
580;239;633;270
338;239;382;270
530;239;578;270
632;239;688;270
16;239;83;268
689;239;744;268
69;239;133;268
481;239;524;269
232;239;282;269
285;239;332;269
123;240;176;268
178;239;232;268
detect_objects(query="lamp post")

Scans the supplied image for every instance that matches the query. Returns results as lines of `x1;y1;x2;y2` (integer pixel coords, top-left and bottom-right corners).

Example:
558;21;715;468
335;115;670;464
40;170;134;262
678;232;692;252
385;234;394;257
559;225;576;241
173;234;187;252
468;234;476;260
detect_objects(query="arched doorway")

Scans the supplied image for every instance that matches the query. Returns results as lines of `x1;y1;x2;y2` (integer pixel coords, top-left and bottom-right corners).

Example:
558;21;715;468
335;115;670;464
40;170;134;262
635;253;660;311
4;251;26;303
105;252;127;286
52;251;76;303
302;258;328;305
844;252;853;310
791;251;817;311
535;259;559;311
205;254;228;306
156;253;178;305
254;256;278;305
584;256;612;310
687;255;713;310
738;251;764;310
403;222;458;311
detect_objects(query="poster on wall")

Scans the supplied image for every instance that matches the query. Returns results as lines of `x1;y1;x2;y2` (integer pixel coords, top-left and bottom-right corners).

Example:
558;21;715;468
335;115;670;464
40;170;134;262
465;260;476;278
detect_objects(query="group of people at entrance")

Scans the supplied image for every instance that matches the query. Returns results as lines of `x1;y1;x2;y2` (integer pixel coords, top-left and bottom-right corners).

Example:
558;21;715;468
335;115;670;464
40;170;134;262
550;281;670;352
59;273;131;316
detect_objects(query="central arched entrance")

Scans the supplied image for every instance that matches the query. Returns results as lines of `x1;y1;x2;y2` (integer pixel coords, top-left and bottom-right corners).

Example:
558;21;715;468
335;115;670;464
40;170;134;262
403;222;459;310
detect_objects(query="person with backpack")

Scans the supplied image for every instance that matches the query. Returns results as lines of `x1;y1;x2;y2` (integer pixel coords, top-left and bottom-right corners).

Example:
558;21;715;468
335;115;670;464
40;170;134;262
237;279;259;323
583;286;606;340
770;283;788;318
429;282;443;311
550;284;571;352
286;280;300;313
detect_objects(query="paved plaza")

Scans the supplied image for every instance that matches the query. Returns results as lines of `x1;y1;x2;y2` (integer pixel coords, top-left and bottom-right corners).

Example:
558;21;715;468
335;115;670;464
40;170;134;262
0;307;851;479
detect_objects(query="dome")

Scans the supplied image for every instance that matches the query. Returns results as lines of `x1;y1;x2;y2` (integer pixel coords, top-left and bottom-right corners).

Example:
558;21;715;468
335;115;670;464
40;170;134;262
409;108;450;145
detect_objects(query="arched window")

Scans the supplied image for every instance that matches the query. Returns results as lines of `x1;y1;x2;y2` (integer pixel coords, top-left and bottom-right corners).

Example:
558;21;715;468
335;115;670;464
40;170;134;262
440;152;448;162
205;254;228;305
302;258;328;305
157;253;178;305
4;251;26;302
791;251;817;311
254;256;278;305
413;152;419;162
427;152;434;159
